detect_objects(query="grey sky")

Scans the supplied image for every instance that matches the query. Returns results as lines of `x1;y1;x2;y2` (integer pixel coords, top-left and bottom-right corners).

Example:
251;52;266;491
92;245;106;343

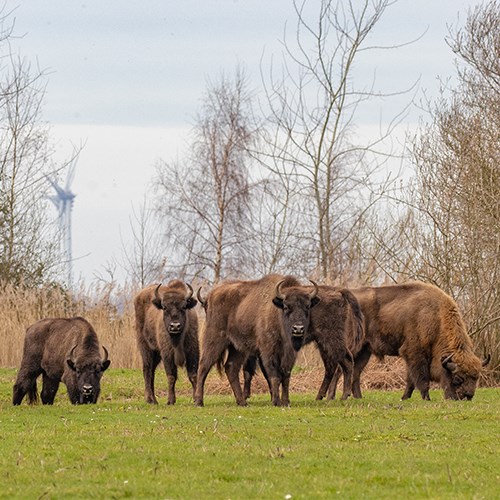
8;0;484;283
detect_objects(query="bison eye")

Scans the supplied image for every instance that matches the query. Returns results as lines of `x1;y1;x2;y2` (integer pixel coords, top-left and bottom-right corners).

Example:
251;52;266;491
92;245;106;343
452;375;464;387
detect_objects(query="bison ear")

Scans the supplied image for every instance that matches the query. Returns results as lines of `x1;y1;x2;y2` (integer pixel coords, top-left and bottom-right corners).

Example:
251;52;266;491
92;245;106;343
67;359;77;371
272;297;284;309
152;297;163;310
311;296;321;308
102;359;111;371
186;297;197;309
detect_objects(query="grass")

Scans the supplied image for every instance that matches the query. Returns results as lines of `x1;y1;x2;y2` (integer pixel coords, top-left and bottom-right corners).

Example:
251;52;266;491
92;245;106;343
0;368;499;499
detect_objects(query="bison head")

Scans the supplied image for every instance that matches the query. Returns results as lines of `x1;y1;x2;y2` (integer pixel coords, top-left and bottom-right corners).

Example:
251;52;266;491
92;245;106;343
272;279;321;351
441;353;490;400
67;345;111;404
153;282;197;339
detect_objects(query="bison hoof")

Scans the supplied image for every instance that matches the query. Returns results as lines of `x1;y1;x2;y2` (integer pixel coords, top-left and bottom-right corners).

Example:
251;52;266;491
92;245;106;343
194;400;204;407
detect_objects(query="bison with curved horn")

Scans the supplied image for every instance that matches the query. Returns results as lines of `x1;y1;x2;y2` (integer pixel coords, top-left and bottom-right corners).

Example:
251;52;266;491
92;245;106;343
244;281;365;401
195;274;319;407
13;317;110;405
134;279;199;404
328;281;490;401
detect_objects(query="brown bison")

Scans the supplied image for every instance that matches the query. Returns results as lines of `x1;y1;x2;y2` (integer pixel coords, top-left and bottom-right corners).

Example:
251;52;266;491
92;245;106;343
330;281;489;401
194;274;319;407
242;284;365;401
134;280;199;405
306;285;365;400
13;317;110;405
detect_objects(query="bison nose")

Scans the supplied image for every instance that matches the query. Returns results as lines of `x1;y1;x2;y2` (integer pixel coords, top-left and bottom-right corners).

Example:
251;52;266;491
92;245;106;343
82;384;94;395
291;325;305;337
169;322;182;334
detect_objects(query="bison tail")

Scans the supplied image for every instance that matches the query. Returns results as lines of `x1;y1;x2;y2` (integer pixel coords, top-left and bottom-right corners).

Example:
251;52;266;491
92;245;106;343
215;350;227;377
341;289;365;352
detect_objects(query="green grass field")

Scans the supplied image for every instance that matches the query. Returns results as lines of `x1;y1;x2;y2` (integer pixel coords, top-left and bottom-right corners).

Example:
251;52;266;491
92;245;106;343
1;368;498;499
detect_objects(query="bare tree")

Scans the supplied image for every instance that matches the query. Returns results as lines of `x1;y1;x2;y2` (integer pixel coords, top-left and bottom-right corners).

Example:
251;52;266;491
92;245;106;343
0;51;61;286
154;69;259;284
119;197;167;289
259;0;413;282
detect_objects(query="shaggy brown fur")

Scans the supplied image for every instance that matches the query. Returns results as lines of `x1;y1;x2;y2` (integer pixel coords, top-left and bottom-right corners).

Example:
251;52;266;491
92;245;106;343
195;274;307;407
134;280;199;405
13;317;110;405
342;281;488;400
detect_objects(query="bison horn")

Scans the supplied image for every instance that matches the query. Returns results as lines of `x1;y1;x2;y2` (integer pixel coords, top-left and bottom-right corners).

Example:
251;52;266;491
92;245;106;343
275;280;286;300
441;354;457;372
308;279;319;300
102;345;109;362
197;286;207;308
482;354;491;367
69;344;78;361
154;283;162;302
185;283;194;301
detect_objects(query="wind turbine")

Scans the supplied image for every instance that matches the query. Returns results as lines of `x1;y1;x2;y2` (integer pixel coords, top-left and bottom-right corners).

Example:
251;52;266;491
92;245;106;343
47;160;77;289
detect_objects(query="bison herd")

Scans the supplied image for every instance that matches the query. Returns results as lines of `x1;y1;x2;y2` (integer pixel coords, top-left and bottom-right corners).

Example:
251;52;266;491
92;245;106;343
13;274;490;406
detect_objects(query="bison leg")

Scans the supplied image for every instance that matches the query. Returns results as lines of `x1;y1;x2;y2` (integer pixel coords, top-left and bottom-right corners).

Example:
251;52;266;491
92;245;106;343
402;371;430;401
41;373;60;405
139;346;161;404
315;345;338;400
259;357;282;406
317;364;336;400
185;354;198;401
338;352;354;400
351;344;372;399
243;355;257;400
401;349;431;401
224;346;247;406
13;370;40;405
194;338;229;407
163;359;178;405
401;374;415;400
280;370;292;407
326;367;341;400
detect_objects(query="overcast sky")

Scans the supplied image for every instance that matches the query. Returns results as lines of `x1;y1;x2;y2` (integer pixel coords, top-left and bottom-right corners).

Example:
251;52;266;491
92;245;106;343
8;0;484;284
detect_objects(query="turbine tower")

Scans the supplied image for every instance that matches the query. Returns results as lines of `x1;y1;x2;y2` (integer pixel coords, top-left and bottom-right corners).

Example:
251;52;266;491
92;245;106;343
47;161;77;289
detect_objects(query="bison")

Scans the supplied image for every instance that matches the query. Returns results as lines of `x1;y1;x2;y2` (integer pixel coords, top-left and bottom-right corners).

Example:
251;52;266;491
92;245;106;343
242;283;365;401
134;280;199;405
194;274;319;407
329;281;490;401
13;317;110;405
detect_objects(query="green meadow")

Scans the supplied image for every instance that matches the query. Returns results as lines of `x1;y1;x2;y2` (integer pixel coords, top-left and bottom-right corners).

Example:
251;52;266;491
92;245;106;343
0;368;498;499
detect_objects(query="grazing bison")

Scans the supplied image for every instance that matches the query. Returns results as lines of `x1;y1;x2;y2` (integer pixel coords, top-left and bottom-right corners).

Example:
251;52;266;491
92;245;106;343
13;317;110;405
331;282;489;401
134;280;199;405
243;284;365;401
195;274;319;407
